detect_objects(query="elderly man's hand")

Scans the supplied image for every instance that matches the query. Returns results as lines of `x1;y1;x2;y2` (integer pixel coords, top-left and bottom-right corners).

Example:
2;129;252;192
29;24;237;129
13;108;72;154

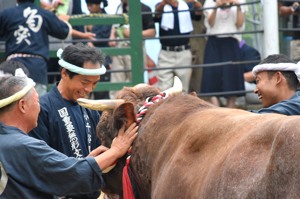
88;145;109;157
110;123;138;158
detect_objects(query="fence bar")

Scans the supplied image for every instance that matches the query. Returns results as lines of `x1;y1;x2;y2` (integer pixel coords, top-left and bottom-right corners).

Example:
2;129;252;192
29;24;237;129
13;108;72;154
263;0;279;58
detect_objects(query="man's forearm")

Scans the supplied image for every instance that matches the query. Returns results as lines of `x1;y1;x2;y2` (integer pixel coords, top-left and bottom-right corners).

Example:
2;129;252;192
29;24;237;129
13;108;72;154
142;28;156;38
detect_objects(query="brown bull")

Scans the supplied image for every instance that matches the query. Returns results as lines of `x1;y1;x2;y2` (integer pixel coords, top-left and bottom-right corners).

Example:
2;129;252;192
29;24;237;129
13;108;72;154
78;84;300;199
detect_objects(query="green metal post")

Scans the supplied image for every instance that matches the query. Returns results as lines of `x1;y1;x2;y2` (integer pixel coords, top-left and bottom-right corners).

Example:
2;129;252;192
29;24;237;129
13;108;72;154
1;1;145;93
127;0;144;85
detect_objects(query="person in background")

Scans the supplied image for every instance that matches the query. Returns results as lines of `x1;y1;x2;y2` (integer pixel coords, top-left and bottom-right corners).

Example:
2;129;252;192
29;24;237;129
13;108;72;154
40;0;73;84
0;0;95;96
0;75;138;198
0;60;30;78
189;0;206;94
219;41;261;107
250;54;300;115
40;0;96;84
41;0;85;34
86;0;111;99
109;0;156;99
86;0;111;50
40;0;64;12
278;1;300;61
154;0;202;93
201;0;247;108
29;43;107;199
71;0;86;37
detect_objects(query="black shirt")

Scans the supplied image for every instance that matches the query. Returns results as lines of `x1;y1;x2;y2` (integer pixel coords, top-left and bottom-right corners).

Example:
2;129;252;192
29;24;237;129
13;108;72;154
154;2;201;46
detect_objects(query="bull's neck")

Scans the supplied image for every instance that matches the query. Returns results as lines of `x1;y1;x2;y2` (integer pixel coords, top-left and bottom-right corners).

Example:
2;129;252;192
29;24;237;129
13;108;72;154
125;93;169;198
127;162;150;199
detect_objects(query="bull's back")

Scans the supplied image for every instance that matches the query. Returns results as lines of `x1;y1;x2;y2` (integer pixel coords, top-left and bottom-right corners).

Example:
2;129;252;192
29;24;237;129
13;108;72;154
149;106;300;198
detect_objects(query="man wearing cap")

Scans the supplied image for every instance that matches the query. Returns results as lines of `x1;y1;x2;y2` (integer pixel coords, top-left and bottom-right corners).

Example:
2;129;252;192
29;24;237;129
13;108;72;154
251;54;300;115
29;43;107;198
0;75;138;198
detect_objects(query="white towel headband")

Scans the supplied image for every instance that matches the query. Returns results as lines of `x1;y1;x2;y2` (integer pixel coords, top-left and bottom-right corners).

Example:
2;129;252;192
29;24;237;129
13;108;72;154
0;69;35;108
57;48;106;76
252;62;300;82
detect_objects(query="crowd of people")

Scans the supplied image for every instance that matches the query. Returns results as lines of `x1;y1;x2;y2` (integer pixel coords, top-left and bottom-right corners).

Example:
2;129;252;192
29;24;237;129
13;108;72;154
1;0;300;197
108;0;156;98
0;0;261;106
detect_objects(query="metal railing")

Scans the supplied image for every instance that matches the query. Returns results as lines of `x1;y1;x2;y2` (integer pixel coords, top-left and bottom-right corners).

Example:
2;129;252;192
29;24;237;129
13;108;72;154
0;0;272;103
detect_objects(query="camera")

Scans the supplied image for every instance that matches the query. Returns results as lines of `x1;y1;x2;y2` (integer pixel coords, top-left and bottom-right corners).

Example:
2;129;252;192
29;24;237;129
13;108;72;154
293;5;300;12
220;2;235;9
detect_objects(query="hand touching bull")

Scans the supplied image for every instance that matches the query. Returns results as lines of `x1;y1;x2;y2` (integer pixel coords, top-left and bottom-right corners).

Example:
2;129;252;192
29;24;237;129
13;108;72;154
89;123;138;172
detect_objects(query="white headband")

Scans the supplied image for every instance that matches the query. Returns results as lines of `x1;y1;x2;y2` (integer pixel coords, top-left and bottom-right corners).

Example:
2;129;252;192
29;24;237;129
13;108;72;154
252;62;300;82
57;48;106;76
0;70;36;109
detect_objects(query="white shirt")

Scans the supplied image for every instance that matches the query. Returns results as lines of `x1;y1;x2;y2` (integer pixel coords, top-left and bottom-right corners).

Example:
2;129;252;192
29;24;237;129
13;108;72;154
203;0;248;41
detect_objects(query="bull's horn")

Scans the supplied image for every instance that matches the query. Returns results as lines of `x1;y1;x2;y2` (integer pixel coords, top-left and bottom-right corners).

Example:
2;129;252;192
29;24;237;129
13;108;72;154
77;98;124;111
163;76;183;95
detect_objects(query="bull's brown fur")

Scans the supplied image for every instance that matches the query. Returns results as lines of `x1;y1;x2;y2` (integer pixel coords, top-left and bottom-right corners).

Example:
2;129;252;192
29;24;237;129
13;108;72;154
97;84;300;199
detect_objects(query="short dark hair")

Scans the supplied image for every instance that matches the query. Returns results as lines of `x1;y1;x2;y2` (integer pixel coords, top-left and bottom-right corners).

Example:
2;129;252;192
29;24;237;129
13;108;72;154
260;54;298;90
85;0;108;7
60;43;105;78
17;0;35;3
0;60;30;76
259;54;295;64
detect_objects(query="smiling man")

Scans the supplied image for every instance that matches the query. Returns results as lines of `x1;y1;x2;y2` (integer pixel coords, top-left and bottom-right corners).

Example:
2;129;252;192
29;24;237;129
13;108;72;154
29;43;106;199
0;75;137;198
250;54;300;115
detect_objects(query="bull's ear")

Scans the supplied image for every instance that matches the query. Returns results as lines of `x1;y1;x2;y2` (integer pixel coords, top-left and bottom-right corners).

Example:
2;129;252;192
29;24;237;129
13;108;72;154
113;102;136;131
